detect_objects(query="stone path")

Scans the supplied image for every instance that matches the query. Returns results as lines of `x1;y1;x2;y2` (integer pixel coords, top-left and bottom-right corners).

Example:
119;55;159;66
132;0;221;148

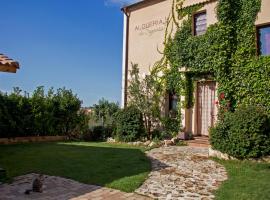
135;146;227;200
0;173;151;200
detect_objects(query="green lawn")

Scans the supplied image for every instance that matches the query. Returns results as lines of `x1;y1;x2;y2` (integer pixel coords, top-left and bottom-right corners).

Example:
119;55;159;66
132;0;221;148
214;159;270;200
0;142;151;192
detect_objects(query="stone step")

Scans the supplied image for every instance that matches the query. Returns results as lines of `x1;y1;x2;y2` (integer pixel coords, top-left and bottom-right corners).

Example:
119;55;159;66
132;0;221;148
187;136;210;147
190;139;209;143
187;142;210;148
188;141;210;145
194;136;209;140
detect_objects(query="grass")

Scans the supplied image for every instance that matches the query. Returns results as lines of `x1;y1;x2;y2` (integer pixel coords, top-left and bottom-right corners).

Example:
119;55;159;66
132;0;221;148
214;159;270;200
0;142;151;192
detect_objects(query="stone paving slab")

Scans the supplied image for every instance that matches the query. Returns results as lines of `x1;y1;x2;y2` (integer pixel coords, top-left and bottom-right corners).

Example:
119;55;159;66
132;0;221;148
0;173;152;200
135;146;227;200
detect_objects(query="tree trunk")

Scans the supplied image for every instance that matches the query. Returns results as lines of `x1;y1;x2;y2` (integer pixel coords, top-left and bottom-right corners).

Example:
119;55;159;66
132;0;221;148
148;119;152;140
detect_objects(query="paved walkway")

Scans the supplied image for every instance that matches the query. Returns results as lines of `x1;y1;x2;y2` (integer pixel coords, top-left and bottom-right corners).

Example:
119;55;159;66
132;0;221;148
0;173;151;200
136;146;227;200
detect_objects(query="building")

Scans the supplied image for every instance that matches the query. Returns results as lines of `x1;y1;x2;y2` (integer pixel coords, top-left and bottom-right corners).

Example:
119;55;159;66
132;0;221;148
121;0;270;136
0;53;20;73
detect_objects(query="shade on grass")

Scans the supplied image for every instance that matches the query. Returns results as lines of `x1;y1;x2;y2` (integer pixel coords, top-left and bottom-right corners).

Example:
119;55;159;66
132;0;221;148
0;142;151;192
214;159;270;200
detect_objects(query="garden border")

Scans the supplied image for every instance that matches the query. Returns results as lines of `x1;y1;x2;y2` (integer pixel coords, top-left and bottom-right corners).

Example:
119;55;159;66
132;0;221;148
209;147;270;163
0;136;67;144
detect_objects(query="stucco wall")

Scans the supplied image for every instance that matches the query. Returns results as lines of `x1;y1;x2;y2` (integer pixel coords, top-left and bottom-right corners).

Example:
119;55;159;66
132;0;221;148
256;0;270;25
182;0;214;8
127;0;173;75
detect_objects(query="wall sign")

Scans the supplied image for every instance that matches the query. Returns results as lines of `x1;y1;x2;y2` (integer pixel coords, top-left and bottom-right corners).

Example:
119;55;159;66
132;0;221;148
134;18;167;36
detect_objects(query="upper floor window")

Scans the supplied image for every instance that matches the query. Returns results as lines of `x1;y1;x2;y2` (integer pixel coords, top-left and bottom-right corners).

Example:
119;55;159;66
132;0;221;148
193;11;207;36
257;24;270;56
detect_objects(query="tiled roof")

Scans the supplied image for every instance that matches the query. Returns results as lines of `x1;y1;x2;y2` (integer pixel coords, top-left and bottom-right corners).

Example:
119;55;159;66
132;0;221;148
0;54;19;69
0;53;20;73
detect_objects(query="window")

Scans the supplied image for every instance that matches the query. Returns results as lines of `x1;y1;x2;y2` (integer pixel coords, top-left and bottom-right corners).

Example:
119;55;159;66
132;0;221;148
169;92;178;111
193;11;207;36
257;24;270;56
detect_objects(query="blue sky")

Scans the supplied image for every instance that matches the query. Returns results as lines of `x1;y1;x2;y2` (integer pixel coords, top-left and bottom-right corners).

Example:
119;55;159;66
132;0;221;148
0;0;139;106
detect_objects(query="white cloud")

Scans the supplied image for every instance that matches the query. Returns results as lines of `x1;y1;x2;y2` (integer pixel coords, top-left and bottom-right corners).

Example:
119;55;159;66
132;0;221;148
104;0;141;7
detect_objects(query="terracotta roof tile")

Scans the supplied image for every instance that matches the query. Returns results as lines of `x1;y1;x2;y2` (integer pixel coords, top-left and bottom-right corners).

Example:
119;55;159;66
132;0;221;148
0;53;20;73
0;53;19;69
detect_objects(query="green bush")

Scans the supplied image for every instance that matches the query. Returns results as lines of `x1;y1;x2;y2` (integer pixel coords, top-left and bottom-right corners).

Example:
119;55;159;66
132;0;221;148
161;116;180;138
0;87;88;138
151;129;162;140
210;105;270;159
150;129;173;140
114;106;145;142
82;126;113;141
0;167;7;182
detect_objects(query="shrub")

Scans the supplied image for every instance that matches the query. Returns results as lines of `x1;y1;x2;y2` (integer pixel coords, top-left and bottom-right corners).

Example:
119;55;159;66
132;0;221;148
151;129;162;140
210;105;270;159
0;167;7;182
0;87;88;138
82;126;113;141
114;106;145;142
161;116;180;138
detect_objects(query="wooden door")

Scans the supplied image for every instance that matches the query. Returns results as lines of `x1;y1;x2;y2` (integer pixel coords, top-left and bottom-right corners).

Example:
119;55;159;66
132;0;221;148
196;81;217;136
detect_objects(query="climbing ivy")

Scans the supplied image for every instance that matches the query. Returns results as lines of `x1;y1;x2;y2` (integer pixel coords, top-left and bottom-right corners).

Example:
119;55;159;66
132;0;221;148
154;0;270;116
127;0;269;136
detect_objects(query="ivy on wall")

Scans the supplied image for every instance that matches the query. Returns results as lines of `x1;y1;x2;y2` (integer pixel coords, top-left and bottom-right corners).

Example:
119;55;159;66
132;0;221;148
152;0;270;117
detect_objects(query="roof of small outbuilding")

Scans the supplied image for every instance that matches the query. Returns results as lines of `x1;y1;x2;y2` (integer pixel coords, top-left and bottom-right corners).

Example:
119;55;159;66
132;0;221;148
0;53;20;73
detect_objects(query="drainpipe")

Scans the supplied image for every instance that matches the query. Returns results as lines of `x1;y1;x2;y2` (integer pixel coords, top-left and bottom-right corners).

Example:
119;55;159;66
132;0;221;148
121;8;130;108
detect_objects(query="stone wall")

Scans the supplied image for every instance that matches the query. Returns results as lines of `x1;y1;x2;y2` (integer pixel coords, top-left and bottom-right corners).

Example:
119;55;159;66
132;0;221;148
0;136;67;145
209;147;270;163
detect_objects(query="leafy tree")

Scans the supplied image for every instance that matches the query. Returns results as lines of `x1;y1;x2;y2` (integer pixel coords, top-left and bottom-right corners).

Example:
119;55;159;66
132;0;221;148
93;98;119;127
127;63;162;139
53;88;83;135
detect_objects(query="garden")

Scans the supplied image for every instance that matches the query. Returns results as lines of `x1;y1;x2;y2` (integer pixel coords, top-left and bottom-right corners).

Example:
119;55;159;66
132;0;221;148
0;0;270;199
0;142;150;192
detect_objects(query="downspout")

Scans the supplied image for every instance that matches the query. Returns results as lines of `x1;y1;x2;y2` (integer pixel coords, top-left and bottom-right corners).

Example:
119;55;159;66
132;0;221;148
121;8;130;108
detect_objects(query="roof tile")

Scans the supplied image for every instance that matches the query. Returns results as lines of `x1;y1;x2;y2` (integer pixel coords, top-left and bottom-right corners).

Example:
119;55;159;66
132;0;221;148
0;53;19;69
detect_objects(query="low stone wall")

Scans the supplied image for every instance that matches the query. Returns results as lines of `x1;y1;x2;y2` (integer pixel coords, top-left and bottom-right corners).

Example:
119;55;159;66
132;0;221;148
208;147;236;160
209;147;270;163
0;136;67;145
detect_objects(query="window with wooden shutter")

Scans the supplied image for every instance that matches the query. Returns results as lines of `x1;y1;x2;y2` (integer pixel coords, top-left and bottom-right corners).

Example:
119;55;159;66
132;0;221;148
193;11;207;36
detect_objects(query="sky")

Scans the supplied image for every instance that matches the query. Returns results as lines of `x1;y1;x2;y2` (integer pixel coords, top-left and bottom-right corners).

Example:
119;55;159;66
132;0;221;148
0;0;139;106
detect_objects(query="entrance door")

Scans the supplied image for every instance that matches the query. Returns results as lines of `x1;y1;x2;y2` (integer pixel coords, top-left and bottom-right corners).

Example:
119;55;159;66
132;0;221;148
196;81;217;136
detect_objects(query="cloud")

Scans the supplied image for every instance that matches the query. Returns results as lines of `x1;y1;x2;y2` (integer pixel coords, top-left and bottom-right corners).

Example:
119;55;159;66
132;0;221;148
104;0;141;7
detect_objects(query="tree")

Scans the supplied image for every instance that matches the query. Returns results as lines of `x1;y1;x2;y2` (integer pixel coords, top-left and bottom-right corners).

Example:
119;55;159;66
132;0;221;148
93;98;120;127
53;88;82;135
127;63;162;139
